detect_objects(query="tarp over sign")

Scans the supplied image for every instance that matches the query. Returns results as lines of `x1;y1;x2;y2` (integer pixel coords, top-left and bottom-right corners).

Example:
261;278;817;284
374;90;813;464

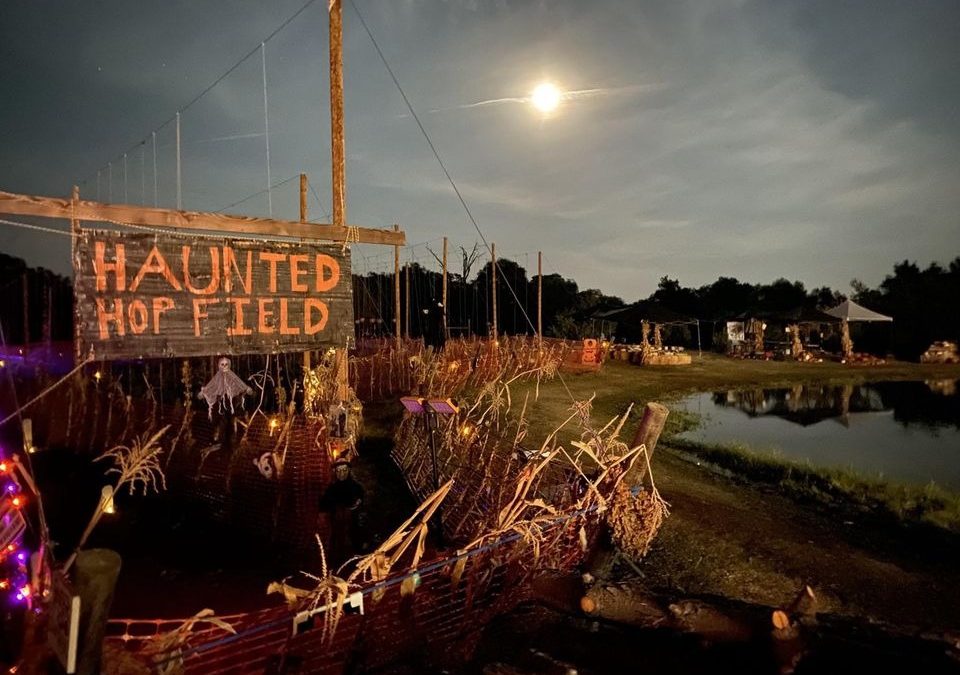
824;299;893;322
74;230;353;359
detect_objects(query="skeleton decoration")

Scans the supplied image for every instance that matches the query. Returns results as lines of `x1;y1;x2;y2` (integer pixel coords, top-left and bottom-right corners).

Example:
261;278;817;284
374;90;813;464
198;357;254;420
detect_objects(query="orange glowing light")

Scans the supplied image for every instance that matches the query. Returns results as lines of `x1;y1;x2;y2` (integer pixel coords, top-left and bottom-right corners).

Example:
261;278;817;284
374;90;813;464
11;495;25;509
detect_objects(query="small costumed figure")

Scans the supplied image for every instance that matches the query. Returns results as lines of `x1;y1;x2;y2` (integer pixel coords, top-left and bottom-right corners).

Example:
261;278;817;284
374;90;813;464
198;357;253;420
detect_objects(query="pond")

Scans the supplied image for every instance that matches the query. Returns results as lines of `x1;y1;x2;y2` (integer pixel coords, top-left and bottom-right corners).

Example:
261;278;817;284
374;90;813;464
674;379;960;491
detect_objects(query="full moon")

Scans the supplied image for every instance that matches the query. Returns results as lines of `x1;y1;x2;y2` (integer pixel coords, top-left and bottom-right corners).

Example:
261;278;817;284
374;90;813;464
530;82;562;113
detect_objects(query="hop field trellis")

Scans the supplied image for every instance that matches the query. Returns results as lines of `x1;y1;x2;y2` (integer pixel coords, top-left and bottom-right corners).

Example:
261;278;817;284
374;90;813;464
349;335;572;401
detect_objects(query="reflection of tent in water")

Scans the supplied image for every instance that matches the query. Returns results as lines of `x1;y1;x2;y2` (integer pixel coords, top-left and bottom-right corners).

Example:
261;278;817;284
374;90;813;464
713;384;890;426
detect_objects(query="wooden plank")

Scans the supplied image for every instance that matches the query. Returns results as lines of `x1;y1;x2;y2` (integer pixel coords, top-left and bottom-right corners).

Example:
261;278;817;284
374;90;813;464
0;190;406;246
73;229;354;360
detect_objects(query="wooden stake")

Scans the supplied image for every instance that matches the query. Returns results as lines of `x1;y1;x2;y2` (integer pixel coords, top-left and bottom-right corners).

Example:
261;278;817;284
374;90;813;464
394;224;401;347
405;261;411;340
537;251;543;346
491;242;498;342
442;236;448;338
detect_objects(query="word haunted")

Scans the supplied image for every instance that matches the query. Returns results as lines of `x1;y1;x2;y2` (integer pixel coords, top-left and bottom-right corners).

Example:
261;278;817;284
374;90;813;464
74;230;353;359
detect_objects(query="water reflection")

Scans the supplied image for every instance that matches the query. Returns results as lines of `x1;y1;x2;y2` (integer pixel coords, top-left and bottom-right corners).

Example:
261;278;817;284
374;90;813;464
711;380;960;430
677;380;960;490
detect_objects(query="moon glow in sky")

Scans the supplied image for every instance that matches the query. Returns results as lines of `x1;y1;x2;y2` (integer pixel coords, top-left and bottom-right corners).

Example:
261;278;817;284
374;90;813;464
530;82;562;113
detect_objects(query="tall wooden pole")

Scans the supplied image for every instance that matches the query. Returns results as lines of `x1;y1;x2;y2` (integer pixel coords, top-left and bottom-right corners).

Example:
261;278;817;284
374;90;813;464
491;242;498;342
330;0;345;230
537;251;543;346
441;236;448;338
329;0;348;399
405;261;411;340
175;112;182;210
300;173;311;371
394;224;401;347
71;186;80;360
299;173;308;222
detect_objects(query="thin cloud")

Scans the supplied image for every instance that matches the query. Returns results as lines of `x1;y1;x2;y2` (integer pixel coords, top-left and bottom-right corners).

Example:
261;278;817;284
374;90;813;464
426;83;659;114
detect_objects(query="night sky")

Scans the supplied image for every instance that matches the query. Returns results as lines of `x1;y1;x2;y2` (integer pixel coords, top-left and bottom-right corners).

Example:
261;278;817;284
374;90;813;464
1;0;958;300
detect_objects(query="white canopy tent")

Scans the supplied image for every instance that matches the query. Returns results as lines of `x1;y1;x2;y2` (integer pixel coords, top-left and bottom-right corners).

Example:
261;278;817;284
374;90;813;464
824;299;893;322
825;299;892;359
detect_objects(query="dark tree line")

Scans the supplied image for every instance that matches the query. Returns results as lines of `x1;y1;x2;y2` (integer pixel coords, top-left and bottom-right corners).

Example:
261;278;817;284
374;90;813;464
0;253;73;345
620;258;960;359
4;250;958;360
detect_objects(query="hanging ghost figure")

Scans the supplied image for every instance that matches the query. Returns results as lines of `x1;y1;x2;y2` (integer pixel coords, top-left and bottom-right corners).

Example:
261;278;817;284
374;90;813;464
198;357;254;420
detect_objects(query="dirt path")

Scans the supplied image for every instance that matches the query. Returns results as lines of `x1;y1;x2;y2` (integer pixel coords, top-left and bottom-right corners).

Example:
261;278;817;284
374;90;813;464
641;449;960;628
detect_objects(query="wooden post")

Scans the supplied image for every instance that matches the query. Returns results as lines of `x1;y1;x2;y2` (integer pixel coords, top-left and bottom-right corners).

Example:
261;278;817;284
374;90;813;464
394;224;401;347
491;242;498;342
441;236;448;338
299;173;311;371
626;402;670;486
299;173;308;222
405;261;411;340
537;251;543;346
696;319;702;358
329;0;348;397
75;549;122;675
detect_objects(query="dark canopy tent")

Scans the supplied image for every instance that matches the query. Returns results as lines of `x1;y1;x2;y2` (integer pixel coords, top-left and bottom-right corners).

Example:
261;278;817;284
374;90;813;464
593;301;698;346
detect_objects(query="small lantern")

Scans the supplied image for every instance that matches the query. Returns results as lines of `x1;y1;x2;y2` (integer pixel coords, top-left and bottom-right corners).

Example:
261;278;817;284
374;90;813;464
101;485;115;515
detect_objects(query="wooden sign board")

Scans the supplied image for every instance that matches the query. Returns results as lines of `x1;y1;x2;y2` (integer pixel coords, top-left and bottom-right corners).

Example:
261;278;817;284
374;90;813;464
47;572;81;674
74;230;353;359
